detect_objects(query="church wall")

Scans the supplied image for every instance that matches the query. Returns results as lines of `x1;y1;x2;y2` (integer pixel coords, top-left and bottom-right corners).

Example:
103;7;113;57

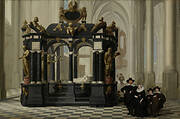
3;0;64;98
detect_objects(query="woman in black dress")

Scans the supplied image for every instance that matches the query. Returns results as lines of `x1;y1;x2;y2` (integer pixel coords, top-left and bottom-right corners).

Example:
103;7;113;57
134;85;147;117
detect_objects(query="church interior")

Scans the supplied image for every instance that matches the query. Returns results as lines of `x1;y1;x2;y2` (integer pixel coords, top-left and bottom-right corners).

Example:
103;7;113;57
0;0;180;119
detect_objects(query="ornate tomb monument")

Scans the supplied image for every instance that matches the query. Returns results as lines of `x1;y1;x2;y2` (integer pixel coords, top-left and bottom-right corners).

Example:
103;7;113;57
20;1;119;107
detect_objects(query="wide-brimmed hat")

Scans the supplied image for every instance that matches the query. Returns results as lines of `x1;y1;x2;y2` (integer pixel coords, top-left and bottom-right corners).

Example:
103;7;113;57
147;88;153;92
153;86;161;91
126;78;135;83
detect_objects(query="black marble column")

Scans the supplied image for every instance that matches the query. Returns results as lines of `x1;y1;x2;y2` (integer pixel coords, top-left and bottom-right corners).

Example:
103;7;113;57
57;47;60;81
50;55;55;81
99;50;103;81
37;51;41;83
74;54;78;78
93;51;97;81
96;52;99;81
30;51;36;83
69;52;73;82
43;52;47;82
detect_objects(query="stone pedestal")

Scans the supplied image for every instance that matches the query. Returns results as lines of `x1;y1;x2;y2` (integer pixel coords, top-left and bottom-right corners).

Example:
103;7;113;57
163;70;178;99
144;72;155;89
163;0;178;99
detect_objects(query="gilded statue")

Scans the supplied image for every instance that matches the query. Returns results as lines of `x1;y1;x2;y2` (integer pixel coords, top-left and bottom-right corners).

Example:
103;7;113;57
53;24;63;32
30;17;46;33
104;48;120;77
68;0;78;11
105;21;118;37
81;7;87;22
91;17;107;33
66;23;77;36
21;20;31;34
19;45;30;78
78;23;87;33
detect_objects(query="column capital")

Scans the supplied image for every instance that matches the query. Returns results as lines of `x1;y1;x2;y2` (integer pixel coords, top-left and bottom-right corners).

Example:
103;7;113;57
98;50;104;53
30;50;36;53
69;52;73;55
37;50;41;53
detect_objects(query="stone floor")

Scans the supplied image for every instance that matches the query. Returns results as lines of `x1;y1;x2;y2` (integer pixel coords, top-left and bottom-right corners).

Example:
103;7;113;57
0;97;179;119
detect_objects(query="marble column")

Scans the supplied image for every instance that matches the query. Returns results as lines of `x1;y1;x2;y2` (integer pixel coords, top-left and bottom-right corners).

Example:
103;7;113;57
74;54;78;78
37;50;41;84
93;50;97;81
98;50;103;82
43;52;47;82
0;0;5;99
69;52;73;82
163;0;178;99
144;0;155;89
30;50;36;84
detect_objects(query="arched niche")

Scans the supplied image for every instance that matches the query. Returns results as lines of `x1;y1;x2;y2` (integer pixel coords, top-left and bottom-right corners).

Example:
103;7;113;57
74;46;93;83
46;41;70;83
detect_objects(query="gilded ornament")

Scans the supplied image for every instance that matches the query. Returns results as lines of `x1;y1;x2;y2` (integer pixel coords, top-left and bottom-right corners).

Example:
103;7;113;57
53;24;63;32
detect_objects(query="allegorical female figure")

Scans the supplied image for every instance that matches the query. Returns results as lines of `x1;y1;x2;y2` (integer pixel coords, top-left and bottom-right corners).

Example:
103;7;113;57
19;45;30;78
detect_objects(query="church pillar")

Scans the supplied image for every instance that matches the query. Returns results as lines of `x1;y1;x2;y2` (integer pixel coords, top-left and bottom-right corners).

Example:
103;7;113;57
144;0;155;89
0;0;5;100
163;0;178;99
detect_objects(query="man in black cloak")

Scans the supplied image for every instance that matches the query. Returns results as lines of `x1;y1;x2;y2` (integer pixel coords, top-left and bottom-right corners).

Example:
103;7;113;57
134;85;147;117
151;86;166;117
146;88;154;116
121;78;137;115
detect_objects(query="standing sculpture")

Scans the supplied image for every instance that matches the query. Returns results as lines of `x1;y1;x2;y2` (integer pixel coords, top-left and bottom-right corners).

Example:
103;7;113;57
19;45;30;78
104;48;120;84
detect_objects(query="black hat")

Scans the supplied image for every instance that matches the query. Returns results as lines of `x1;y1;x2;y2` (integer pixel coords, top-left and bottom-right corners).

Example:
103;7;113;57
126;78;135;83
153;86;160;91
147;88;153;92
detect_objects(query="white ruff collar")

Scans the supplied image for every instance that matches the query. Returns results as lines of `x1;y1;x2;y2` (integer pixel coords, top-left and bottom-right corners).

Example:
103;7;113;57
127;84;135;86
136;87;144;92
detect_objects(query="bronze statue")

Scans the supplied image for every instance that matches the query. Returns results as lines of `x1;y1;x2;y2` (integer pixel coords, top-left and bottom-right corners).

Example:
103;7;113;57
78;23;87;33
81;7;87;22
104;48;120;77
68;0;78;11
53;24;63;32
105;21;118;37
30;17;46;33
66;22;77;36
21;20;31;34
91;17;107;33
19;45;30;78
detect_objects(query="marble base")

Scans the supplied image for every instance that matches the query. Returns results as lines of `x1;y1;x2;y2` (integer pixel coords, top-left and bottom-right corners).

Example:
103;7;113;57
144;72;155;89
163;70;178;99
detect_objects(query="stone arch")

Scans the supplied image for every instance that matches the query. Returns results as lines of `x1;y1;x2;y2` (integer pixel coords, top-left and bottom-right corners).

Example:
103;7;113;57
46;39;70;52
92;0;129;26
